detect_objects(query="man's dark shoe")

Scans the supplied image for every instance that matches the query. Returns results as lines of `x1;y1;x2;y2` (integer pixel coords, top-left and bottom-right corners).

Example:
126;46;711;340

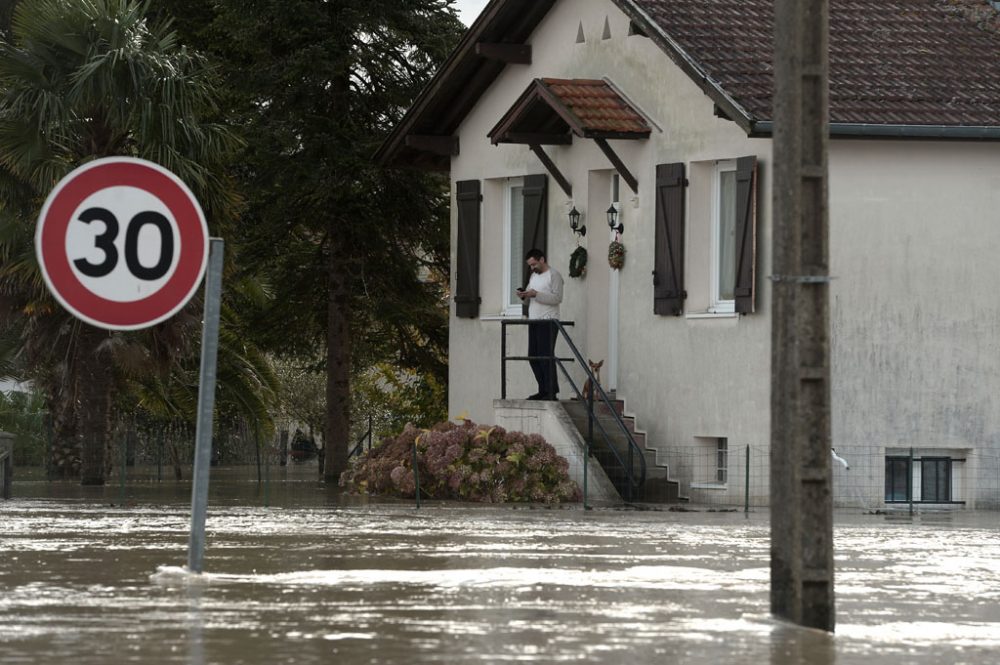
526;393;543;400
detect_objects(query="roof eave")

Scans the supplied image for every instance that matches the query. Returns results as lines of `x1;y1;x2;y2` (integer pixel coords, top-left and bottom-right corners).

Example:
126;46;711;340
611;0;757;134
375;1;505;166
376;0;556;169
750;121;1000;140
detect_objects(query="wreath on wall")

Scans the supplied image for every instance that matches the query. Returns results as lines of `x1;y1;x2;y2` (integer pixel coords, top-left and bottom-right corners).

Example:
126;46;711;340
569;246;588;278
608;240;626;270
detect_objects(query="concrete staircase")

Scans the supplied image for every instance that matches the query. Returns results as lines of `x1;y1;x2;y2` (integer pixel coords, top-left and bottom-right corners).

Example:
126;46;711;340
561;395;685;504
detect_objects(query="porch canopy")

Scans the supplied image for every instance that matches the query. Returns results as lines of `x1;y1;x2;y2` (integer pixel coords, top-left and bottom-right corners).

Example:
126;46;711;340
487;78;650;196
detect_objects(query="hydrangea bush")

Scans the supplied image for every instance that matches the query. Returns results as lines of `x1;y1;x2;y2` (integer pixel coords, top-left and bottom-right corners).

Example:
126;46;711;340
340;420;582;503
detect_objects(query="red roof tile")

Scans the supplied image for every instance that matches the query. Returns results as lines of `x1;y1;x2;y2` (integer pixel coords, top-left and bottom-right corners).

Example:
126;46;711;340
489;78;650;144
540;79;651;135
632;0;1000;126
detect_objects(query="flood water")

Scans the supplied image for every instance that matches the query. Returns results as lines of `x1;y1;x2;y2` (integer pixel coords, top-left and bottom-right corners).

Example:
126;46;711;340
3;473;1000;664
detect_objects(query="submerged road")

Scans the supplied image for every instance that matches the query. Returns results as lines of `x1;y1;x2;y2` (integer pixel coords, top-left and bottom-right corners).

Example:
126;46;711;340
1;484;998;664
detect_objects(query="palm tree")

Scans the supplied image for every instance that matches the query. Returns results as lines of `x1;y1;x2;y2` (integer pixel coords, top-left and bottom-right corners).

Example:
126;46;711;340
0;0;242;484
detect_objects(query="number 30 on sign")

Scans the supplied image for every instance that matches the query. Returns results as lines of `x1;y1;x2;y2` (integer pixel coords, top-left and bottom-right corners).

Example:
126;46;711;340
36;157;209;331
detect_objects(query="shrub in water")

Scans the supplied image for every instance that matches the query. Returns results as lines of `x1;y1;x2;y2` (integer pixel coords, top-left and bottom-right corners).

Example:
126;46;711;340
340;420;582;503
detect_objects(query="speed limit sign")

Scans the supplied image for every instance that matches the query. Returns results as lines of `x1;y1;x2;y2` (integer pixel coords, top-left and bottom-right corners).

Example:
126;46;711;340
36;157;209;330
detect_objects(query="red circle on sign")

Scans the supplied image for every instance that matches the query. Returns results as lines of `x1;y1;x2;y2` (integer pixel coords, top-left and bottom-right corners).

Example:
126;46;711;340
36;158;208;330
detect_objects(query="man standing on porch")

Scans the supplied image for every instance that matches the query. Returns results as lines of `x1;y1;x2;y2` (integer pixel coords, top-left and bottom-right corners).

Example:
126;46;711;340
518;249;564;400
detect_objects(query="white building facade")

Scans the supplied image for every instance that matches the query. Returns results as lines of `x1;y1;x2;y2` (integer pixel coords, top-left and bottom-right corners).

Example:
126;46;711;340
379;0;1000;508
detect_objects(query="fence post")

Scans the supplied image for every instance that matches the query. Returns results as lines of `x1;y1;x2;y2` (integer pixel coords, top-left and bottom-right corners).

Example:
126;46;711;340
1;432;13;500
501;321;508;400
44;413;52;479
584;380;593;510
909;447;914;516
745;445;750;514
118;432;127;507
413;440;421;510
254;427;262;485
264;439;270;508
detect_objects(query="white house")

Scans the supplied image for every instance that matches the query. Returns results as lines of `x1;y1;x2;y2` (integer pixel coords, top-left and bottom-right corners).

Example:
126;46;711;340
378;0;1000;508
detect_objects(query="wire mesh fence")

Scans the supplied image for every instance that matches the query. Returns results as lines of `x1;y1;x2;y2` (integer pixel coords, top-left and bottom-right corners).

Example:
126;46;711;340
8;396;1000;512
0;406;328;484
656;443;1000;512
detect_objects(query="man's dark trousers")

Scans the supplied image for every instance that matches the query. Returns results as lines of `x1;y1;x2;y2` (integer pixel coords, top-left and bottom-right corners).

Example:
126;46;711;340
528;320;558;398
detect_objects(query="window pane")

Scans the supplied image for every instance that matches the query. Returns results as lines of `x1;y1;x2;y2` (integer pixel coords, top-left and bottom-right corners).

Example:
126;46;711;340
716;438;728;483
718;170;737;301
921;458;951;502
508;185;524;308
612;174;620;205
885;457;910;501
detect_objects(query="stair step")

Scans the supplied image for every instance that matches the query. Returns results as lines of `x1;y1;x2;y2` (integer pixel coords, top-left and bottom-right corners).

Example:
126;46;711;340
559;400;682;504
563;398;624;417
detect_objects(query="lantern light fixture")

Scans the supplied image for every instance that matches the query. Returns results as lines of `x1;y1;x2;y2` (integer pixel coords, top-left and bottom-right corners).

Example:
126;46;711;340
607;205;623;235
568;206;586;237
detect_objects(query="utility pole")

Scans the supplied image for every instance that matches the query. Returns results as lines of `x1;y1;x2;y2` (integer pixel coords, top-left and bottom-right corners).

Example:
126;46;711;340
770;0;835;631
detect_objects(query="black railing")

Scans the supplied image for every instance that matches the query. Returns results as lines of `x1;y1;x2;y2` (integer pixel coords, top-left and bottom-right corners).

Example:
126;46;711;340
348;415;373;459
500;319;646;501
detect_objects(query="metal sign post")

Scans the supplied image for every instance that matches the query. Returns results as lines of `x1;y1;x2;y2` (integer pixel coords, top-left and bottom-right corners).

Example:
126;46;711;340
187;238;224;574
35;155;218;570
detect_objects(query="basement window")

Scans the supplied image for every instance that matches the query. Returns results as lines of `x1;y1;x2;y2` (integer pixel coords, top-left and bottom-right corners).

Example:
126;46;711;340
716;438;728;484
691;436;728;489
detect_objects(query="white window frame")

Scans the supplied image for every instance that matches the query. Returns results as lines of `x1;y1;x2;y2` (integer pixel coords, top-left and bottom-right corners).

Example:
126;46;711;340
710;160;737;314
691;436;729;489
716;438;728;484
501;177;525;316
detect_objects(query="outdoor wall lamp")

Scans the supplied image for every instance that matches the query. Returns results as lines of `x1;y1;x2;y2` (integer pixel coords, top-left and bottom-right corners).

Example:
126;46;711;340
607;205;623;235
568;207;586;237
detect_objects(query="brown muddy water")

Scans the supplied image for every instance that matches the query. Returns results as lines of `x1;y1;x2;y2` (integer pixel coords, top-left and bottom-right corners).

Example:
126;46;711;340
2;471;999;664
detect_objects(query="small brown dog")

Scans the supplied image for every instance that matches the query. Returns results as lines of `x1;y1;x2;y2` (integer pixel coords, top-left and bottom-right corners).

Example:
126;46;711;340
581;359;604;399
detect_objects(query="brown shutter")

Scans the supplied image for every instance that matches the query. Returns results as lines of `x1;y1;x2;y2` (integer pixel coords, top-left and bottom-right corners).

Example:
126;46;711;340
734;156;758;314
454;180;481;318
521;174;548;316
654;162;687;316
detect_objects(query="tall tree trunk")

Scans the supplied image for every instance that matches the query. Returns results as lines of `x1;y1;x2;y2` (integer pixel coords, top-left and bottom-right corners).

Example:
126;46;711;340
323;67;352;485
77;326;114;486
40;320;81;480
47;381;80;479
323;231;352;483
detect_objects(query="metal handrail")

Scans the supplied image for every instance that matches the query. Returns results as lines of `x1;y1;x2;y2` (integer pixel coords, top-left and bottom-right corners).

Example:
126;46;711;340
347;415;373;459
500;319;646;500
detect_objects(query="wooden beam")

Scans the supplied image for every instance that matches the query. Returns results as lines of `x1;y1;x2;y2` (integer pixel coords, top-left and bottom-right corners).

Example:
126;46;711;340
593;137;638;193
404;134;459;156
475;42;531;64
440;61;505;131
583;130;651;141
500;132;571;145
628;20;648;37
528;144;572;198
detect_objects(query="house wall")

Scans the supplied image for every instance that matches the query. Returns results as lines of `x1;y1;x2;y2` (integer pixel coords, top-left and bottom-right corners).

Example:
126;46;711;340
829;141;1000;509
446;0;1000;508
